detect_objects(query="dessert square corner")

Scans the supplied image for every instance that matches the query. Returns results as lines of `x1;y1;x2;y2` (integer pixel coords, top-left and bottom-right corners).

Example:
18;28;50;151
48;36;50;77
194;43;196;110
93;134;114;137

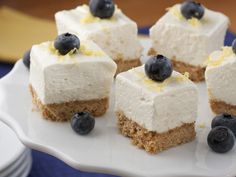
150;4;229;41
149;4;229;82
115;65;198;153
205;48;236;116
29;39;117;121
54;5;143;66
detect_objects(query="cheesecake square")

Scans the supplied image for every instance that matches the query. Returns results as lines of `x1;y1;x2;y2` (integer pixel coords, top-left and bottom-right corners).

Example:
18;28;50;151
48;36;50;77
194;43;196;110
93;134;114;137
30;39;117;121
205;47;236;116
149;3;229;81
55;4;143;74
115;65;198;153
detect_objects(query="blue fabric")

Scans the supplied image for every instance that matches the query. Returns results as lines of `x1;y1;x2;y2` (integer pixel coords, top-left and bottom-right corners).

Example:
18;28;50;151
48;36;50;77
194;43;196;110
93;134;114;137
0;62;14;78
28;151;118;177
0;28;235;177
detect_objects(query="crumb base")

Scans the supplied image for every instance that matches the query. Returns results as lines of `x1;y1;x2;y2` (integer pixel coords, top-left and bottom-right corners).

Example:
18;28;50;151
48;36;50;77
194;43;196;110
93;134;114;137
115;58;141;75
210;99;236;116
116;111;196;154
30;85;109;122
148;48;205;82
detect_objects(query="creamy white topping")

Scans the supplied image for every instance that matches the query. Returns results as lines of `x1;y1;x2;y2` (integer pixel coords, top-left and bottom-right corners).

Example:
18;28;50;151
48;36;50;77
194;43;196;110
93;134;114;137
55;5;143;61
115;65;198;133
30;40;117;104
205;48;236;105
150;4;229;67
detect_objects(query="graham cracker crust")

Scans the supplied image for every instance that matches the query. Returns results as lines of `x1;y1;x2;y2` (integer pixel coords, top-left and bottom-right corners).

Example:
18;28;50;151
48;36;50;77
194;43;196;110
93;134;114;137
210;99;236;116
29;85;109;122
148;48;205;82
115;58;141;75
116;111;196;154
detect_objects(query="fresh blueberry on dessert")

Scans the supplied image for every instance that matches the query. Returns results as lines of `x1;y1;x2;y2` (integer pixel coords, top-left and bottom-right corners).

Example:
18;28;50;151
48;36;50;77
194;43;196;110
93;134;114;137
207;126;235;153
23;48;31;69
89;0;115;19
145;55;173;82
181;1;204;20
211;114;236;136
232;39;236;54
71;112;95;135
54;33;80;55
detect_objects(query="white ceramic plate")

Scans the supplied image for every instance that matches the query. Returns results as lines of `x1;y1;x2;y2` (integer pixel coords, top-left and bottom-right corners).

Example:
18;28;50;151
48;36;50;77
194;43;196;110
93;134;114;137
2;150;31;177
0;120;26;172
5;151;32;177
0;150;28;177
18;153;32;177
0;39;236;177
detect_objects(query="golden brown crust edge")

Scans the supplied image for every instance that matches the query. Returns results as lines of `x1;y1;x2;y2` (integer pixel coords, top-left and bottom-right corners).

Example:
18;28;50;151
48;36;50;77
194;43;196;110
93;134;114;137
148;48;205;82
29;85;109;122
210;99;236;116
116;111;196;154
115;58;141;75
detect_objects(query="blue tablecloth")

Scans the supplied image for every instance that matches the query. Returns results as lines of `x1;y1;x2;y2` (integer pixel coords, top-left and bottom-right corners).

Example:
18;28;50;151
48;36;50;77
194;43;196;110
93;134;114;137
0;28;235;177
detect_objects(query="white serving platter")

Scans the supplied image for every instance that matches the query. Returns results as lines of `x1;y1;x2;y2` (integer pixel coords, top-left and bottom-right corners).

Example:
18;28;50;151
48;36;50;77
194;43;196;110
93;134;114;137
0;39;236;177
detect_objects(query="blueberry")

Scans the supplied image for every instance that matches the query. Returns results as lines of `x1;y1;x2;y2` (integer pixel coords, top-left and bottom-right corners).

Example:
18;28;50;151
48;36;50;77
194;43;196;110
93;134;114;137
145;55;173;82
207;126;235;153
211;114;236;136
23;48;31;69
54;33;80;55
181;1;204;20
71;112;95;135
89;0;115;19
232;39;236;54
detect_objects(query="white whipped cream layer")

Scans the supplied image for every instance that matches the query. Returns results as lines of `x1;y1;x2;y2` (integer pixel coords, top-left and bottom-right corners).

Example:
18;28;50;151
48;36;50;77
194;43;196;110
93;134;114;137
205;47;236;105
150;4;229;67
30;40;117;104
55;5;143;61
115;65;198;133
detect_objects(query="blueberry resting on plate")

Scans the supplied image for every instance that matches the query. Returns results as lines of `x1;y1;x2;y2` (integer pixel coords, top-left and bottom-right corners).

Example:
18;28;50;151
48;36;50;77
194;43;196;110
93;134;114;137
89;0;115;19
23;48;31;69
71;112;95;135
54;33;80;55
145;55;173;82
181;1;204;20
232;39;236;54
211;114;236;136
207;126;235;153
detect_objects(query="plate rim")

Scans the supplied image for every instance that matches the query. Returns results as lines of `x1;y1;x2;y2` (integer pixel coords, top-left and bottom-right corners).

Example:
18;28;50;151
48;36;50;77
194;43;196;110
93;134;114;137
5;150;32;177
0;149;31;177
